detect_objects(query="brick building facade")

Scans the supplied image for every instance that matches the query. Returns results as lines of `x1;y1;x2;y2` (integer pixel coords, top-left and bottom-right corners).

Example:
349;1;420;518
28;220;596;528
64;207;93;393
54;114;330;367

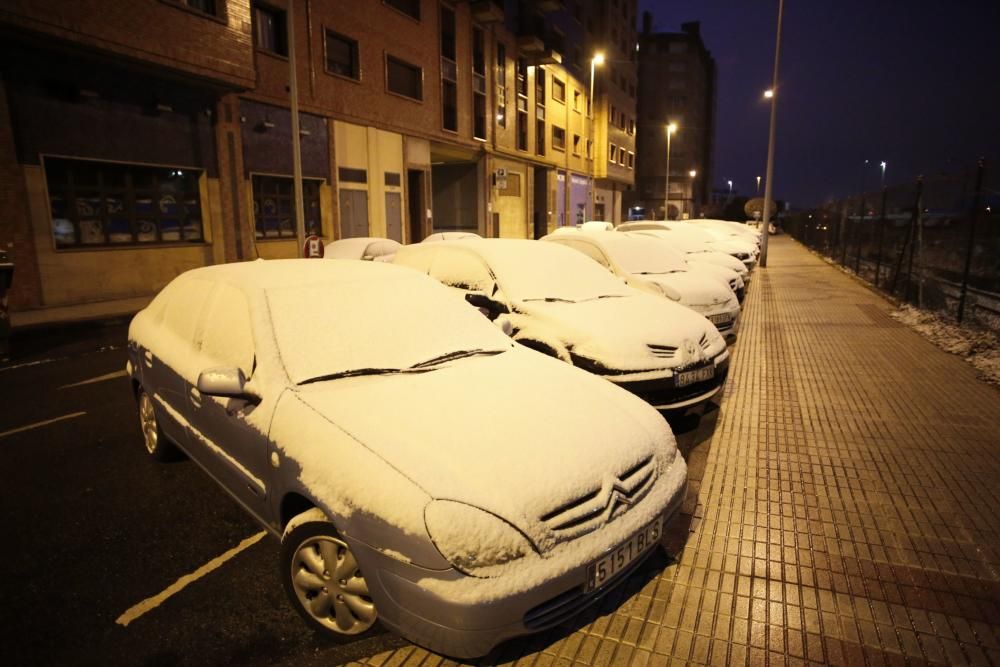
0;0;637;319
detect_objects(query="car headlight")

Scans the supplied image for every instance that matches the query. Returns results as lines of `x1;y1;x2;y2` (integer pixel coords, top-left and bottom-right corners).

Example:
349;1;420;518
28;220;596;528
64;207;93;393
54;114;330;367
425;500;535;577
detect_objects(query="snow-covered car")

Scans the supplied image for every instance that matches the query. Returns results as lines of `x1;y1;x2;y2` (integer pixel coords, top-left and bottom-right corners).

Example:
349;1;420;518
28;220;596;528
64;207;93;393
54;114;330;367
422;231;482;242
324;237;401;262
618;221;757;269
690;218;762;245
542;230;741;339
393;239;730;411
126;259;688;659
622;227;751;292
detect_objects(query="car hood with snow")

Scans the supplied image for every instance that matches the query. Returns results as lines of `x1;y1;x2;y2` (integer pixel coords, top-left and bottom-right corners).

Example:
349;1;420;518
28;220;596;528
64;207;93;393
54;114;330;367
281;347;675;553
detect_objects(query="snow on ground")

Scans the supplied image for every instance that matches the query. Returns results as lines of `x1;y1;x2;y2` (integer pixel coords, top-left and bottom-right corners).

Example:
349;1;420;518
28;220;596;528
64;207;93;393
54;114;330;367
890;305;1000;386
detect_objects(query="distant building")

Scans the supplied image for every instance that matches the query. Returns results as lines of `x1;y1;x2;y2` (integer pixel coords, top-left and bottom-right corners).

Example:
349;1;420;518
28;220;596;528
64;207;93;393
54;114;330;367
633;16;715;219
0;0;635;320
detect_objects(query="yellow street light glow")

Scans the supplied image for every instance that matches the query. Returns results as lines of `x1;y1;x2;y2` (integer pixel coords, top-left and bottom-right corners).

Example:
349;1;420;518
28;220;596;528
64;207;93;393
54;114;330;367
666;122;677;134
764;89;774;98
689;170;697;178
592;52;605;66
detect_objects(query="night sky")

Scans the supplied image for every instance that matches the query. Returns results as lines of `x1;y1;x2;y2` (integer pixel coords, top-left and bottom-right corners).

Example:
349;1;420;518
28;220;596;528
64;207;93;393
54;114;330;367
638;0;1000;208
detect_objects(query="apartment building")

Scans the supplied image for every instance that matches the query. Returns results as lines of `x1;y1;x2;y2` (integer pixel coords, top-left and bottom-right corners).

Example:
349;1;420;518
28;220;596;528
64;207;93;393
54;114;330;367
0;0;636;319
634;17;716;219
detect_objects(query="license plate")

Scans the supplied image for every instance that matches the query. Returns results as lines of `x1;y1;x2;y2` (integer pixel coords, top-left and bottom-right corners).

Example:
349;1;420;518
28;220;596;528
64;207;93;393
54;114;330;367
586;517;662;592
677;365;714;387
709;312;732;325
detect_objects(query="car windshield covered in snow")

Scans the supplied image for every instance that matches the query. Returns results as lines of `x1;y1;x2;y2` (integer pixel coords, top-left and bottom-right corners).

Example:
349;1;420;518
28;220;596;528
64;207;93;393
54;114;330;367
592;234;689;275
463;240;633;303
265;266;513;385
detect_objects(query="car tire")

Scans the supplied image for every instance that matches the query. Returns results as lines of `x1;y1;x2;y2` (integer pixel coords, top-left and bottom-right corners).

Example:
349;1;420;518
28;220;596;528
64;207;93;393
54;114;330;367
136;387;181;462
281;509;379;638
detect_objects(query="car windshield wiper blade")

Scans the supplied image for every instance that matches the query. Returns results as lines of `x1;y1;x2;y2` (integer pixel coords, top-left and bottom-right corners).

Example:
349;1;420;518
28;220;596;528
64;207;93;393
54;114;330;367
522;296;577;303
409;348;505;369
299;367;407;384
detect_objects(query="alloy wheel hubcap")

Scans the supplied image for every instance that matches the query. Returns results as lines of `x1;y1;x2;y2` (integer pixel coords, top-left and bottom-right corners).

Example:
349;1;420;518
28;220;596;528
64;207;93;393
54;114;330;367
139;393;157;454
290;535;375;634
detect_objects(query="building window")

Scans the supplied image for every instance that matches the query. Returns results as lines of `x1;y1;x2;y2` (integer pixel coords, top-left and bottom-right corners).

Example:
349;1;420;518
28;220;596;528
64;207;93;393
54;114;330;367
552;78;566;103
586;139;592;158
387;55;423;100
573;134;581;155
385;172;402;186
573;89;581;112
552;126;566;151
609;143;618;163
516;58;528;151
384;0;420;20
325;29;360;80
628;118;636;135
172;0;219;16
253;3;287;56
473;26;487;140
535;68;546;156
496;43;507;128
627;151;635;169
251;175;322;239
338;167;367;183
45;157;204;248
440;6;458;131
618;150;626;166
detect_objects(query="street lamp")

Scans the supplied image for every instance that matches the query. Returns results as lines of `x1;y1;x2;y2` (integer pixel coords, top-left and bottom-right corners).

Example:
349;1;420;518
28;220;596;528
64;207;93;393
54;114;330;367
756;175;761;194
663;122;677;220
759;0;785;267
880;160;887;186
588;52;605;219
727;179;733;195
763;89;774;99
689;170;697;217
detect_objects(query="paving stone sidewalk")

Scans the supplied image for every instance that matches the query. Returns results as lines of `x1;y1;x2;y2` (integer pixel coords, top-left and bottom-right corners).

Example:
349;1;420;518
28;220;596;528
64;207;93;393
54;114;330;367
350;236;1000;667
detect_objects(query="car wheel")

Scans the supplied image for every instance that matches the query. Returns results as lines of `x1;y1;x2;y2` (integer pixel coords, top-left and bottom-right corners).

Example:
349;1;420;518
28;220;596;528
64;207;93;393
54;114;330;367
137;388;180;462
281;510;378;637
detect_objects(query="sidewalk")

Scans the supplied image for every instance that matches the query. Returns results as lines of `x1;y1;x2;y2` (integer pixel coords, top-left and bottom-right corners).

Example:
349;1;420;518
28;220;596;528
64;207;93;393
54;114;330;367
351;236;1000;666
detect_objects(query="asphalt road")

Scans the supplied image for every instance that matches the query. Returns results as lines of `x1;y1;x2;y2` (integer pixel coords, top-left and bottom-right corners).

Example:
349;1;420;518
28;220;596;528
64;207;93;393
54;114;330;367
0;322;718;666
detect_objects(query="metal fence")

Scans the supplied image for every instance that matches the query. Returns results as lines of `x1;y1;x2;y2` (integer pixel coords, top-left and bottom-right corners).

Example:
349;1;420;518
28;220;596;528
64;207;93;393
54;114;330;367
784;160;1000;332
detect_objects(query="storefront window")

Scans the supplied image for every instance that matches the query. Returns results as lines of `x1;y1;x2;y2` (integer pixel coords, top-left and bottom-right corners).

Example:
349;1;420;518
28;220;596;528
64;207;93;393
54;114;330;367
251;175;322;239
44;157;204;249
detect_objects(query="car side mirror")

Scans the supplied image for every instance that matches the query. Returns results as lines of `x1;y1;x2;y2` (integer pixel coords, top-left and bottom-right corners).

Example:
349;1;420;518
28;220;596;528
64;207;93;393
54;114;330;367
197;368;249;397
465;292;508;320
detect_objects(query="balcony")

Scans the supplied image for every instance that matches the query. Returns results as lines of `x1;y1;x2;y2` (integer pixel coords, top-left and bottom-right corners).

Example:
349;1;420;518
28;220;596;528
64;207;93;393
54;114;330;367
470;0;504;23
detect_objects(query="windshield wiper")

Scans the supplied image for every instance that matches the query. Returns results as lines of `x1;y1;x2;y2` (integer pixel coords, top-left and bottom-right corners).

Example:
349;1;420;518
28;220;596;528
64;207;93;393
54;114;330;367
299;367;410;384
409;348;505;368
522;296;577;303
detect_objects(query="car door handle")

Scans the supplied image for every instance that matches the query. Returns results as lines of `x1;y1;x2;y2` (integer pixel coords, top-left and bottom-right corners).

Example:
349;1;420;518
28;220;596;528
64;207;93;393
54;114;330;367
189;387;202;408
143;350;153;367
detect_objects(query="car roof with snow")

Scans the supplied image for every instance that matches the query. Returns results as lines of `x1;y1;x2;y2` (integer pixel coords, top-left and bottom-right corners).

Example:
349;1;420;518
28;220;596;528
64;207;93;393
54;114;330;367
544;230;690;274
324;237;402;260
171;257;420;290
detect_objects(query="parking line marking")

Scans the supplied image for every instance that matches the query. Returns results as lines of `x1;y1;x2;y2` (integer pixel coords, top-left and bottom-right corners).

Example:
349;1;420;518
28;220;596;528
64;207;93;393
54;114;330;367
0;412;87;439
116;531;268;627
59;369;128;389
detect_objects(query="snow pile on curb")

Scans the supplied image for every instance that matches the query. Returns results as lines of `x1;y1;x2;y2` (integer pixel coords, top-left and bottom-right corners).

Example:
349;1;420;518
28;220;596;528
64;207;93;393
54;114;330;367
890;305;1000;386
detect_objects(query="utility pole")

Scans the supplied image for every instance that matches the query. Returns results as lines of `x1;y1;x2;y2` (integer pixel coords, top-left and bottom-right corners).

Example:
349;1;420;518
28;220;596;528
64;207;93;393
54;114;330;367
759;0;784;267
288;0;305;252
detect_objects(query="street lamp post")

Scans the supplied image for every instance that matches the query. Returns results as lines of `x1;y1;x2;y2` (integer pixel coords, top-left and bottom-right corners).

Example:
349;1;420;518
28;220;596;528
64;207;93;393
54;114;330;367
689;169;698;217
759;0;785;267
727;179;733;196
756;175;761;194
663;122;677;220
880;160;887;187
588;53;604;219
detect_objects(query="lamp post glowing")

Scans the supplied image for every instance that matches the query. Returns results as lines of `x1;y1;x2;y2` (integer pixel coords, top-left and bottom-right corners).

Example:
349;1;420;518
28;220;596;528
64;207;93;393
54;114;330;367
880;160;887;186
763;89;774;99
727;179;733;196
588;52;604;219
689;170;698;217
756;175;761;194
663;122;677;220
759;0;784;267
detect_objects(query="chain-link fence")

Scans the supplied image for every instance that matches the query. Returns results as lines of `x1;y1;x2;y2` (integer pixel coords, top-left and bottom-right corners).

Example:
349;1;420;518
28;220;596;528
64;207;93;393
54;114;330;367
784;160;1000;331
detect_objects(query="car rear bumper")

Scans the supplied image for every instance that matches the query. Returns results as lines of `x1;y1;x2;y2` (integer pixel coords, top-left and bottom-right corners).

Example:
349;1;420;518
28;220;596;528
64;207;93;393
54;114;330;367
349;459;688;659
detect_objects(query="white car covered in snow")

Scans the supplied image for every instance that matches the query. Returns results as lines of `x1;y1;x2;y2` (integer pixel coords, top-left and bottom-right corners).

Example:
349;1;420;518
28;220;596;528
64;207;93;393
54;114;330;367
126;259;688;659
394;239;730;411
621;228;751;292
324;236;401;262
422;231;483;242
619;221;758;269
543;230;741;339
